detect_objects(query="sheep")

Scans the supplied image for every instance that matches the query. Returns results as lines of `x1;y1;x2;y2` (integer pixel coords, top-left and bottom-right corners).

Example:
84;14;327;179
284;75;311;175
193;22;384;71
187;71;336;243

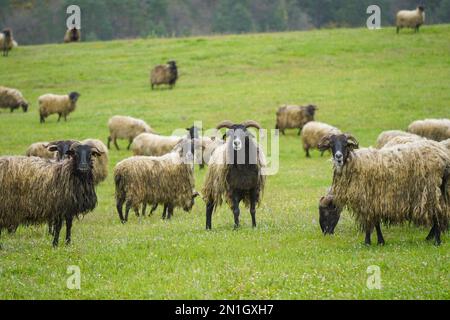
275;104;317;135
381;135;425;149
318;134;450;246
396;6;425;34
0;86;29;113
131;133;182;157
319;190;342;235
407;119;450;142
150;61;178;90
81;139;109;185
0;29;14;56
107;115;154;150
376;130;423;149
201;136;225;167
202;120;266;230
114;139;199;223
441;139;450;153
26;142;56;160
64;28;81;43
0;143;101;247
38;92;81;123
301;121;341;158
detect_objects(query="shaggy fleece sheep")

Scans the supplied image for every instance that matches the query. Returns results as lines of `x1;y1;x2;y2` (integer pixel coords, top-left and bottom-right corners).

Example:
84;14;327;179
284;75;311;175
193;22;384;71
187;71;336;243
131;133;182;157
39;92;81;123
26;142;56;159
108;115;154;150
302;121;341;157
81;139;109;185
150;61;178;90
0;86;29;112
275;104;317;135
407;119;450;142
376;130;423;149
396;6;425;34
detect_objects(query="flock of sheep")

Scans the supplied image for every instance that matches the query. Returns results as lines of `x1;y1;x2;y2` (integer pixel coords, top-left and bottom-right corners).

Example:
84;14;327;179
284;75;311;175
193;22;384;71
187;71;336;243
0;4;448;249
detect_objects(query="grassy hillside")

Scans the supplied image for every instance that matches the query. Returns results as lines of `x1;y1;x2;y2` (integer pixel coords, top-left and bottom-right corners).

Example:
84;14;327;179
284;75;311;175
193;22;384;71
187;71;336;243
0;25;449;299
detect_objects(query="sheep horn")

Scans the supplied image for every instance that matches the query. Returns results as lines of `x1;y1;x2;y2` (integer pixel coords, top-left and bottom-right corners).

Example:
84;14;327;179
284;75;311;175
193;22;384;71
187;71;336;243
345;134;359;149
216;120;234;130
242;120;262;130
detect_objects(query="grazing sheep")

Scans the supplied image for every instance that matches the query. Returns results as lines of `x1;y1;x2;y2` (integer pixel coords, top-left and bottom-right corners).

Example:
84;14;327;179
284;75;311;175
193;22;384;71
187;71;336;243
81;139;109;185
203;120;266;230
0;143;101;247
301;121;341;158
39;92;81;123
276;104;317;135
396;6;425;34
407;119;450;142
64;28;81;43
0;86;29;113
150;61;178;90
0;29;14;56
114;139;199;223
319;191;342;235
107;115;154;150
376;130;423;149
318;134;450;246
131;133;182;157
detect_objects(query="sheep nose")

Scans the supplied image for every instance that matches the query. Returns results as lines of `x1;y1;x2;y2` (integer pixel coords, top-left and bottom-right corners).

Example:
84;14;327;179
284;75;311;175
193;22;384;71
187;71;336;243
335;152;343;159
233;140;242;150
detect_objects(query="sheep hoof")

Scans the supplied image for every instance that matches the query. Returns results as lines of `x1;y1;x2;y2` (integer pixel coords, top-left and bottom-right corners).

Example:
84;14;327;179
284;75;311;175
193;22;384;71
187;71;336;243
121;220;127;224
434;240;441;246
377;241;385;246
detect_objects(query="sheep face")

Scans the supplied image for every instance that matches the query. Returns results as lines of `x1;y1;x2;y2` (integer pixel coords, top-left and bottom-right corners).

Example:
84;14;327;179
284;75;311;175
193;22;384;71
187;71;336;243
69;92;81;103
305;105;317;118
183;191;200;212
318;134;359;173
66;144;101;173
319;195;341;235
2;29;11;39
21;102;28;112
47;140;77;161
418;6;425;12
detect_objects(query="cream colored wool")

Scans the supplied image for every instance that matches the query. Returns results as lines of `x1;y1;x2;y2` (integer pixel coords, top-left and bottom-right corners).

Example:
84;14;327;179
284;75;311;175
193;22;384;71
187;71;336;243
38;94;77;119
108;116;154;142
407;119;450;142
302;121;341;152
201;136;224;166
331;140;450;231
25;142;56;160
396;7;425;29
202;143;266;209
376;130;422;149
131;133;182;156
114;140;196;212
382;135;425;149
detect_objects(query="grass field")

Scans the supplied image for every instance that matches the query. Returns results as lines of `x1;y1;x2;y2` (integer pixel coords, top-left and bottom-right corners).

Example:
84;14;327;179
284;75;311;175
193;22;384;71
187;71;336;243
0;25;449;300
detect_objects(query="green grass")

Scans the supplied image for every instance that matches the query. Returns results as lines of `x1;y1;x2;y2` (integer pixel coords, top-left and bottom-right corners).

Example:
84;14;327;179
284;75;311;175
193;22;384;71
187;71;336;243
0;25;449;300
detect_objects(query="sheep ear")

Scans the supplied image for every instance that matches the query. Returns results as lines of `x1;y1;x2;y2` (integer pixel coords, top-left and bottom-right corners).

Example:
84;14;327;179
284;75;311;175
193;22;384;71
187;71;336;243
345;134;359;150
47;145;58;152
318;135;332;152
193;191;200;198
91;148;103;157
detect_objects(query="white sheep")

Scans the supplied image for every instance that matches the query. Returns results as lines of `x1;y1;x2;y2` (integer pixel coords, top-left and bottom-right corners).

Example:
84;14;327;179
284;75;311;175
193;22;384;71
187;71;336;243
107;115;154;150
301;121;341;158
376;130;423;149
396;6;425;34
38;92;81;123
25;142;56;160
131;133;182;157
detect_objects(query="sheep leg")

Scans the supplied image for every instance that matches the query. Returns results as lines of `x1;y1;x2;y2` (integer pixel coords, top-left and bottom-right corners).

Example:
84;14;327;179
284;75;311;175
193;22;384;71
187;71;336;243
364;226;374;245
162;204;168;220
57;113;62;122
125;202;131;222
64;114;67;122
116;198;125;223
142;203;147;217
396;26;400;34
52;217;63;247
107;136;112;149
40;114;45;124
150;204;158;215
232;192;242;229
167;204;174;220
114;138;120;151
127;138;133;150
65;216;73;245
206;201;215;230
426;224;436;241
134;207;140;217
432;217;441;246
297;128;302;136
250;190;257;228
305;147;310;158
375;223;385;246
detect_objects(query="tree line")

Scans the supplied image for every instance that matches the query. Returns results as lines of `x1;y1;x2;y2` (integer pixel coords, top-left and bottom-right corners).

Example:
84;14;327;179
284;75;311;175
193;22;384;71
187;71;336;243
1;0;450;45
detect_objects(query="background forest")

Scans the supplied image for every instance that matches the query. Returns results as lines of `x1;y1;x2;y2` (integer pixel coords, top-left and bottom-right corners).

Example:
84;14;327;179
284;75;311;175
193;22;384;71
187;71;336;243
1;0;450;45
